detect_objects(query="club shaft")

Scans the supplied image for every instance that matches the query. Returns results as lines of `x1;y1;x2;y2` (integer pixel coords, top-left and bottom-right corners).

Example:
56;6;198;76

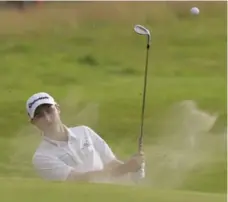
139;43;150;152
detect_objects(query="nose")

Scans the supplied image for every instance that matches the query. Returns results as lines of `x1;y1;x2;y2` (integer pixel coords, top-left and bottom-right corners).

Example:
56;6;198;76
43;111;52;123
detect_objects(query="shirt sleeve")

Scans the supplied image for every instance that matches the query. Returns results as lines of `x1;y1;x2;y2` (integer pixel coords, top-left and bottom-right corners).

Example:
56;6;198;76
84;126;117;165
32;154;74;181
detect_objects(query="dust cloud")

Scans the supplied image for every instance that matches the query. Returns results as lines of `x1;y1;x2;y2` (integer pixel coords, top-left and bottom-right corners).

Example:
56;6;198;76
141;100;226;189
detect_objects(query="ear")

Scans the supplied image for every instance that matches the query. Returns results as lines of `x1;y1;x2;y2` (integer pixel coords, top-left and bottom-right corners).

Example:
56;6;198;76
55;103;61;114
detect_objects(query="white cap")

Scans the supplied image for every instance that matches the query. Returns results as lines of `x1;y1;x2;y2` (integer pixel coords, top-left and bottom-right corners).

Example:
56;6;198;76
26;92;56;119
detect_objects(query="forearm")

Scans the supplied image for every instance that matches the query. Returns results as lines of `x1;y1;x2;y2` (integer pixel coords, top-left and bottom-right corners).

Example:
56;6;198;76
66;159;126;182
67;169;109;182
110;160;132;177
109;159;145;179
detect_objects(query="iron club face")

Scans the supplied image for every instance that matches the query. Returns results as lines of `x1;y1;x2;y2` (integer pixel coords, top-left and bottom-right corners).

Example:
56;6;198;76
134;25;151;46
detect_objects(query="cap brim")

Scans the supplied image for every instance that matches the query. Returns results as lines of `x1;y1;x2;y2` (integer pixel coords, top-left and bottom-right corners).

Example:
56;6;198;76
30;99;56;119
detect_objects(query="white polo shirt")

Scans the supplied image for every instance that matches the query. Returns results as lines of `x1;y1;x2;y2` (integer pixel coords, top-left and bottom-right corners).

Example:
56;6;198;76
32;125;116;182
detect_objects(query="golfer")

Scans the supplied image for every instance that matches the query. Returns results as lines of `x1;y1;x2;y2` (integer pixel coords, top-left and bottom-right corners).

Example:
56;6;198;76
26;92;145;183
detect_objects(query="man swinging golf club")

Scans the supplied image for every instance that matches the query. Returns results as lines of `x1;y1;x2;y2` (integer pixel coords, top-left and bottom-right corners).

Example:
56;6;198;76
26;92;145;183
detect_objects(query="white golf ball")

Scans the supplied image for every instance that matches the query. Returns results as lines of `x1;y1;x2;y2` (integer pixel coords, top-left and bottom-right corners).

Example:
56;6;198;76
190;7;200;15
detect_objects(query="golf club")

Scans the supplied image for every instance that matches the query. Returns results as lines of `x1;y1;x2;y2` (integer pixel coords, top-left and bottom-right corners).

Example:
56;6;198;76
134;25;151;153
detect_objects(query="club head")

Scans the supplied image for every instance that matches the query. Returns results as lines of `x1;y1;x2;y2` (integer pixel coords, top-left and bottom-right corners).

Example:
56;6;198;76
134;24;151;45
134;25;150;35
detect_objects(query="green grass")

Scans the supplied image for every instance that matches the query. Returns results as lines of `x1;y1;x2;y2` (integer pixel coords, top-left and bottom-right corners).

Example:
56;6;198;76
0;1;226;201
0;179;226;202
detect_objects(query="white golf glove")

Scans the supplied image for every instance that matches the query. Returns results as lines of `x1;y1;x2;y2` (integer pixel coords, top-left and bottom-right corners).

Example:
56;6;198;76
131;162;145;182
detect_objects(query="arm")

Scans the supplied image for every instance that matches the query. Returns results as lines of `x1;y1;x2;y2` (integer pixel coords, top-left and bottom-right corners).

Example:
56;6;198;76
67;169;110;182
108;157;145;181
84;126;144;178
83;127;126;175
33;154;110;182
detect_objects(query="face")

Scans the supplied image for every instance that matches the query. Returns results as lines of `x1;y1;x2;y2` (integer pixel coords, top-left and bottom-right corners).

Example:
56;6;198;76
30;104;61;131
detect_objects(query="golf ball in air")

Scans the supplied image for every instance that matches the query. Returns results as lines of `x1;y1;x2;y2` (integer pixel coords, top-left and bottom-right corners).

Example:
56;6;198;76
190;7;200;15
